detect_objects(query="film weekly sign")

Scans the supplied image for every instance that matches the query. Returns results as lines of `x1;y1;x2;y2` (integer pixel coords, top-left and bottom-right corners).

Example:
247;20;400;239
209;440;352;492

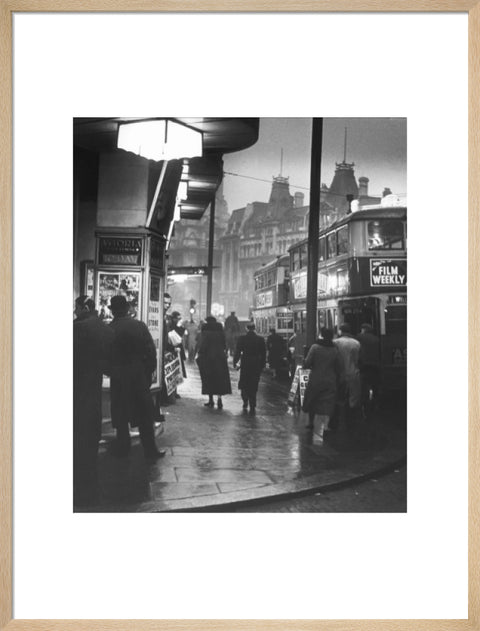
98;237;143;266
370;259;407;287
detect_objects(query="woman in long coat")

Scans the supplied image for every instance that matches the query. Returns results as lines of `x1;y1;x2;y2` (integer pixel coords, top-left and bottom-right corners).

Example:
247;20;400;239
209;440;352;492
302;327;344;438
196;316;232;408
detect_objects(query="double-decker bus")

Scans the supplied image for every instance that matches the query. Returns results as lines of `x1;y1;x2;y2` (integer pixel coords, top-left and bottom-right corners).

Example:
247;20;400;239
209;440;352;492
289;202;407;391
251;254;293;341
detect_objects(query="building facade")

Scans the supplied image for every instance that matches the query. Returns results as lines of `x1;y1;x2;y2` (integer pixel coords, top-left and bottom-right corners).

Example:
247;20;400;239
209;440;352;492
167;184;229;318
218;159;381;318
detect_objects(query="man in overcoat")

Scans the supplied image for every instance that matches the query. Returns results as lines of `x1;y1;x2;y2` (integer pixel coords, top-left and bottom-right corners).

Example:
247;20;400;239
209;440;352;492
109;295;166;460
233;323;266;414
73;296;114;506
266;328;286;379
224;311;241;356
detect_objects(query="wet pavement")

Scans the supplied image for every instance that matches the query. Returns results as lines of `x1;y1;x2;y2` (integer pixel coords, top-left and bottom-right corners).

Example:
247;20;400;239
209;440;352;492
80;361;406;512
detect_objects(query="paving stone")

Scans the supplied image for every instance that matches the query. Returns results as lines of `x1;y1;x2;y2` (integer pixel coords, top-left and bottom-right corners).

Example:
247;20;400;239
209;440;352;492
175;468;273;484
151;482;219;500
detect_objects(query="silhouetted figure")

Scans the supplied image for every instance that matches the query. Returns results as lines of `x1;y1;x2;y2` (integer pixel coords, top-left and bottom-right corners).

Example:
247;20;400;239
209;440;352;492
185;319;199;361
224;311;241;356
233;323;266;414
73;295;113;506
109;295;166;460
302;327;344;440
266;328;286;378
197;316;232;409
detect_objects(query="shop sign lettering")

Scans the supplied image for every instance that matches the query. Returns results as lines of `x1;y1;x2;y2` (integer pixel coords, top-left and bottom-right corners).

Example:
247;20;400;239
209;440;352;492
99;237;143;266
370;259;407;287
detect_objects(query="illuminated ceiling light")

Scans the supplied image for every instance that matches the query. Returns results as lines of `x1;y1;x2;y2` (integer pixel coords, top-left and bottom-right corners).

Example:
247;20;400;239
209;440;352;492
117;119;203;162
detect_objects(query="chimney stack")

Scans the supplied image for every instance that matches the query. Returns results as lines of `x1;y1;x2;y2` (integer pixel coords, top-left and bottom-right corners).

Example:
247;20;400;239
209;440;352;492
359;176;369;198
294;191;304;208
383;187;392;197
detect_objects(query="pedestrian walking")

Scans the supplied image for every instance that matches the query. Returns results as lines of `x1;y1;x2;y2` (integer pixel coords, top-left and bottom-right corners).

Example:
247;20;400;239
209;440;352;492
109;295;166;460
357;323;381;418
224;311;241;357
266;328;287;379
196;315;232;408
73;295;114;506
334;322;361;425
185;318;199;361
302;327;344;440
233;322;266;414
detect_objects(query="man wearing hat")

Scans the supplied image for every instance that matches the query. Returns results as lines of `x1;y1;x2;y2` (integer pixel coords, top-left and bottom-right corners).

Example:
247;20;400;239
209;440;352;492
109;295;166;460
73;295;114;505
233;322;266;414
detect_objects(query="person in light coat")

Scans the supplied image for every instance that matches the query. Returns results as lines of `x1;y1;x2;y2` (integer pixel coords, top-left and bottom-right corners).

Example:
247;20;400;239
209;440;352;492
334;322;361;422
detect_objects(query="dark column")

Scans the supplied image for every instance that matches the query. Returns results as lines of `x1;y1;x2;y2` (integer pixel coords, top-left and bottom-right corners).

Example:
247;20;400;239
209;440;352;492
306;118;323;348
206;196;216;317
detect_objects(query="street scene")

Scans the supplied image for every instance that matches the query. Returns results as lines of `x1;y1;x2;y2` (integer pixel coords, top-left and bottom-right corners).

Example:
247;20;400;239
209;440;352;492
73;117;407;513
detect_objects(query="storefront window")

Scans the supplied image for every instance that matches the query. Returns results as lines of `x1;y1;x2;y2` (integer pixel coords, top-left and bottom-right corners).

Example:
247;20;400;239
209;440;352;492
368;220;405;250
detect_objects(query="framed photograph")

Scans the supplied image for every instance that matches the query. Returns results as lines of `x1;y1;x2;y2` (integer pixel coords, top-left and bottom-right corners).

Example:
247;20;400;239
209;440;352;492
1;2;477;630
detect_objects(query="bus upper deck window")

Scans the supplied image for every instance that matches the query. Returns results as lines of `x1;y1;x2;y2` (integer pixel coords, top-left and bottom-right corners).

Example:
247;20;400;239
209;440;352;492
368;220;405;250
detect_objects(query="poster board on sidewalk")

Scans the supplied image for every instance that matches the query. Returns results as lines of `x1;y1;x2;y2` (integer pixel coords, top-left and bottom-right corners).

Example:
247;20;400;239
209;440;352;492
287;365;301;406
163;352;183;396
299;369;311;408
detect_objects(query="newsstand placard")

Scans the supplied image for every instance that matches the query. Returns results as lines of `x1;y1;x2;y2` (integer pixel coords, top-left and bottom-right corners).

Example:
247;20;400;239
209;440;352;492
164;352;183;396
370;259;407;288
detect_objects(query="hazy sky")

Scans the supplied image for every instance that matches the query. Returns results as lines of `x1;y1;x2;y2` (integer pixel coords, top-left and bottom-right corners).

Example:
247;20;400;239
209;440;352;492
222;118;407;212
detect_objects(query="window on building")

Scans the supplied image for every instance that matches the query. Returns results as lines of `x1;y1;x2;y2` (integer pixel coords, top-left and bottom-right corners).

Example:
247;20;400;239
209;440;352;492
319;237;326;261
326;232;336;258
292;249;300;271
337;226;349;255
368;220;405;250
299;243;308;268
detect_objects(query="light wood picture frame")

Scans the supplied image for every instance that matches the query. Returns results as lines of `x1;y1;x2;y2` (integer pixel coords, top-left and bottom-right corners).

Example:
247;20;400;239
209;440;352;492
1;2;478;629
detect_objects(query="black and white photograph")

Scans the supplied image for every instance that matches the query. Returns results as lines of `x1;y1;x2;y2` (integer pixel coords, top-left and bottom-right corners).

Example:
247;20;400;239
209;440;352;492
73;117;407;513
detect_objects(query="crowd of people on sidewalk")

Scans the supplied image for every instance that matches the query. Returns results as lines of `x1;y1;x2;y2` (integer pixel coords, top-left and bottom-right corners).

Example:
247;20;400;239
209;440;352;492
302;322;381;442
73;288;381;507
